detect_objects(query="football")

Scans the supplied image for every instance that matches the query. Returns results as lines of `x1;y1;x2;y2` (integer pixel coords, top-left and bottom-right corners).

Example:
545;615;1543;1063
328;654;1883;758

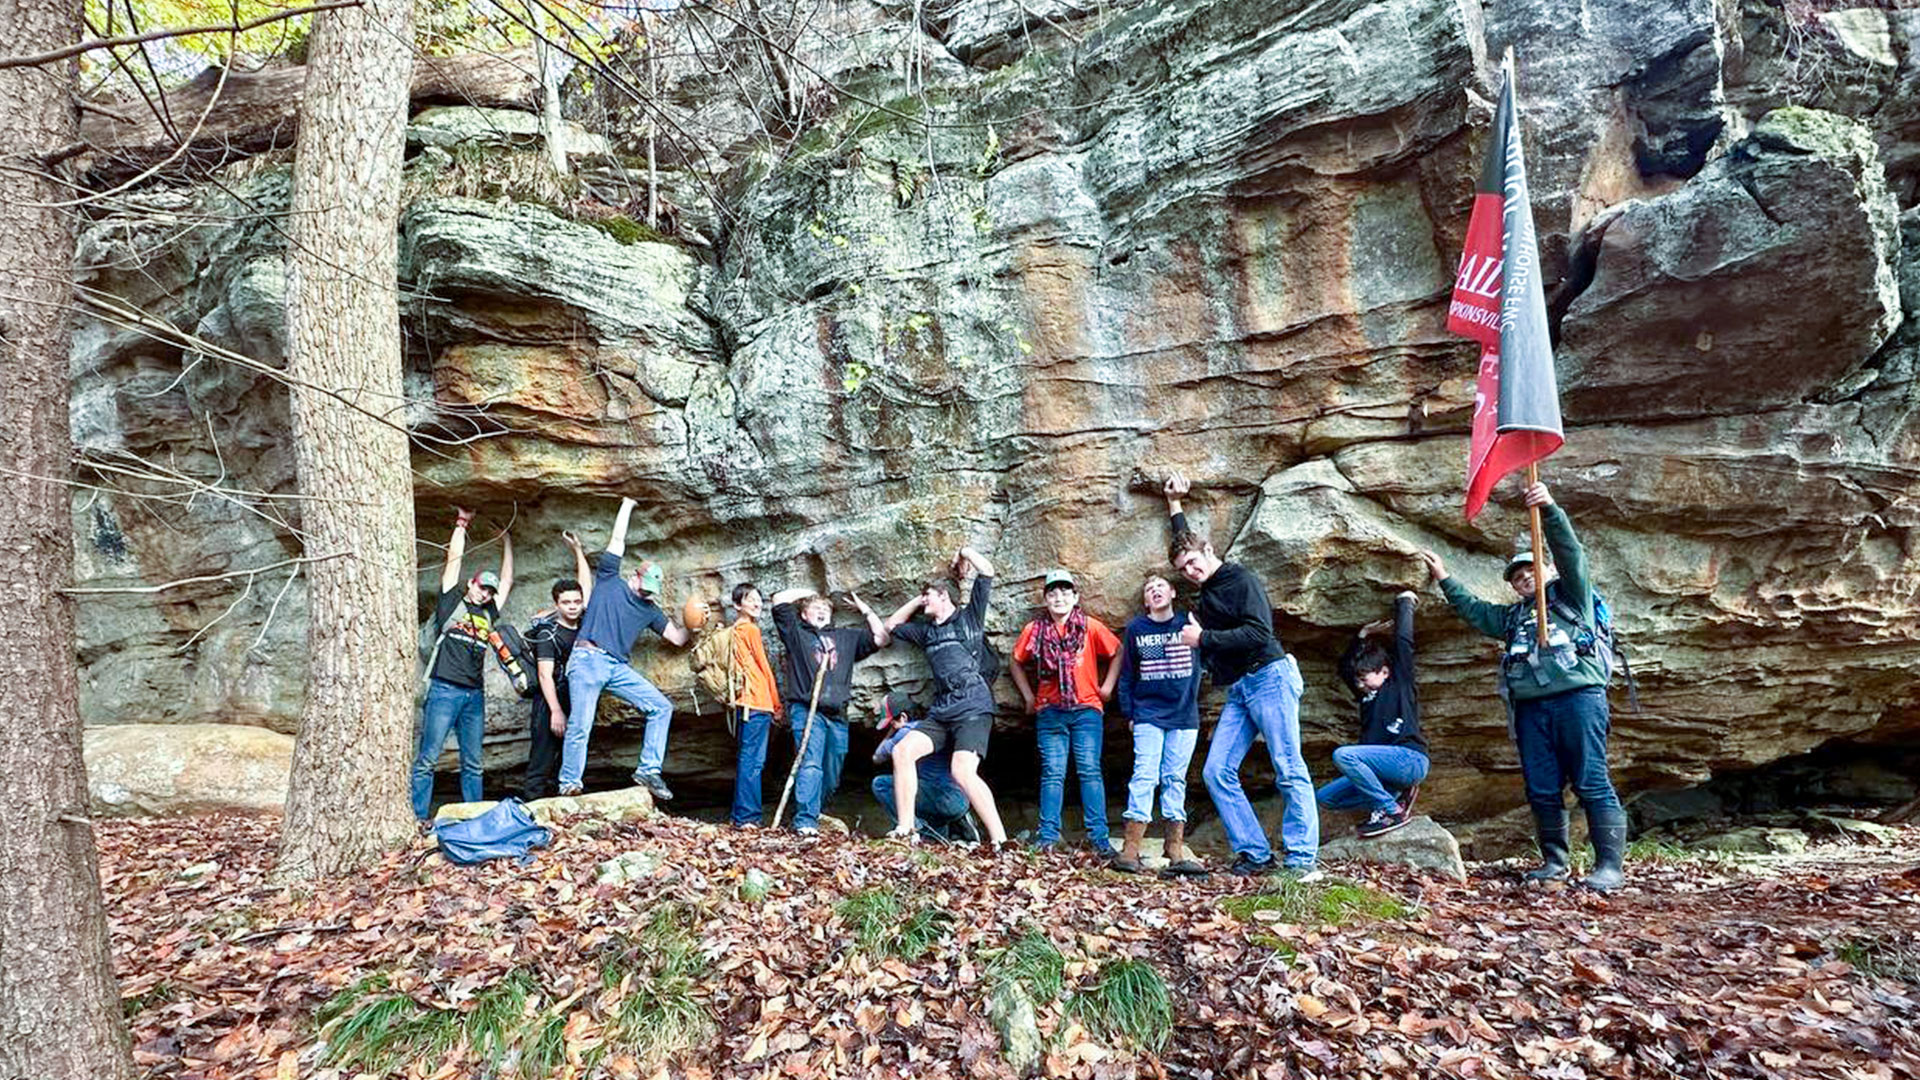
682;596;711;630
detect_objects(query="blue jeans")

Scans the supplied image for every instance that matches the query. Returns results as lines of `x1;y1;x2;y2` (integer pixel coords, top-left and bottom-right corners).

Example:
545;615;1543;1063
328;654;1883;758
559;645;673;788
1124;724;1199;823
1317;744;1429;813
789;708;849;830
411;678;485;820
1036;705;1110;846
730;709;774;826
873;771;970;837
1202;655;1317;867
1514;685;1621;816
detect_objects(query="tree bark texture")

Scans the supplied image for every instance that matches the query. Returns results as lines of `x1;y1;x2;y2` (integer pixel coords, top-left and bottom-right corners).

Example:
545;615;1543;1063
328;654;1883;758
0;0;137;1076
276;0;420;880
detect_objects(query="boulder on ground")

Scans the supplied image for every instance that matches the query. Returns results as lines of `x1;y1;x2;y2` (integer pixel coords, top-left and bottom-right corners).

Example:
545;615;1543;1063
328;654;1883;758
1320;816;1467;882
85;723;292;817
1694;826;1811;855
432;785;655;827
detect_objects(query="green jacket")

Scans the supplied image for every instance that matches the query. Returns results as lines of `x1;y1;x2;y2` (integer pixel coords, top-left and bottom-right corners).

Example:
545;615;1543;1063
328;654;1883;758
1440;504;1609;703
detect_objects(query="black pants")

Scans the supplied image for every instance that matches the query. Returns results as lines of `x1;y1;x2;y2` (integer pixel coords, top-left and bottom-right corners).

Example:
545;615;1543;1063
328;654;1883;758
524;692;569;800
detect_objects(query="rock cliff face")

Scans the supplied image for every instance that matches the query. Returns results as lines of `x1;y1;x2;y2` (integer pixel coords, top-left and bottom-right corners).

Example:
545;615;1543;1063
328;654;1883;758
70;0;1920;826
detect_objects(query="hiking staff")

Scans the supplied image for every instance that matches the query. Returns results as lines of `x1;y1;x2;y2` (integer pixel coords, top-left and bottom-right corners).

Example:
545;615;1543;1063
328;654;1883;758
1527;464;1550;643
770;657;829;829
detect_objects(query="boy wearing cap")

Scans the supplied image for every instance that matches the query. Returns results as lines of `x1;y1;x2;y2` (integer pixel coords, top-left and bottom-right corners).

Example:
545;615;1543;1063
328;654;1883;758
1418;481;1626;892
1011;569;1120;854
767;586;892;835
869;695;975;843
412;508;514;820
557;497;694;800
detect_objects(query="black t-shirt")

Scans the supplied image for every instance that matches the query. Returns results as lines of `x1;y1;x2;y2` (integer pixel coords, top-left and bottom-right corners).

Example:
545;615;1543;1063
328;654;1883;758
771;602;879;714
533;619;580;699
1339;594;1425;753
1172;512;1287;686
429;587;499;689
891;575;994;722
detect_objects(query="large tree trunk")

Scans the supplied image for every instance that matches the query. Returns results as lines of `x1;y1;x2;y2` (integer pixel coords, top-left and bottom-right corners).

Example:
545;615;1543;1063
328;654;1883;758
0;4;137;1078
276;0;420;880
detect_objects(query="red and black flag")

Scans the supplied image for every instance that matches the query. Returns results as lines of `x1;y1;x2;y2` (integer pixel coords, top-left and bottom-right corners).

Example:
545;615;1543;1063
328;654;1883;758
1446;56;1563;521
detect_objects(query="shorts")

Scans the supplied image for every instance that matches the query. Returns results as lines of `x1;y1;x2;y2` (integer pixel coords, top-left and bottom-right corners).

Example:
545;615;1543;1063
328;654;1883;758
918;712;991;758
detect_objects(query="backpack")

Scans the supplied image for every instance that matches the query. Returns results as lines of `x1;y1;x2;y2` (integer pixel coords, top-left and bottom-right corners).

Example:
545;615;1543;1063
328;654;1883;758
1503;581;1639;711
689;622;740;700
434;798;552;867
972;627;1002;686
487;625;534;698
499;614;562;700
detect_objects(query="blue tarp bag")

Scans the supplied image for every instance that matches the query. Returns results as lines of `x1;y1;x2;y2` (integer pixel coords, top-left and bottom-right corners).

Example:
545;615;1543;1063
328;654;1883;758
435;798;552;867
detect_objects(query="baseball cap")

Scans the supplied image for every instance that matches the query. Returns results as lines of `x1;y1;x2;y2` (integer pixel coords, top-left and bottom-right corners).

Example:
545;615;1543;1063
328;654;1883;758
472;570;501;592
1504;550;1537;582
1042;569;1077;592
638;563;664;595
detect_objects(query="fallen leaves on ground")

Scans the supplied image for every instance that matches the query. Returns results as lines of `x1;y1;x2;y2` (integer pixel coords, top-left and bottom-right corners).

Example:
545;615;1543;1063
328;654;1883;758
100;812;1920;1079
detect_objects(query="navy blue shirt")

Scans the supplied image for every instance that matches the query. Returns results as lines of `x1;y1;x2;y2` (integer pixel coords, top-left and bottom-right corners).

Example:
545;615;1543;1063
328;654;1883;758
1117;611;1201;730
576;552;667;662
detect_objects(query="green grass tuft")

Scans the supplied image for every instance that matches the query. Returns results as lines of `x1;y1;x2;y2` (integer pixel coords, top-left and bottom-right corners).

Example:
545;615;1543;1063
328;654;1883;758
895;907;956;961
121;981;180;1019
319;969;576;1077
1835;935;1920;983
467;969;536;1065
837;886;953;959
317;984;461;1074
987;931;1066;1003
597;903;716;1067
1219;878;1409;927
1247;933;1300;964
518;1007;570;1079
1068;958;1173;1053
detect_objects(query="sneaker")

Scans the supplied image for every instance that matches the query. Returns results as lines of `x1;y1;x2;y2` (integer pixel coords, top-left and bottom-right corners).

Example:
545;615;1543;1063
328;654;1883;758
631;770;674;802
1358;808;1411;839
796;825;820;837
1229;853;1278;877
1282;865;1326;884
1397;784;1420;817
557;783;583;797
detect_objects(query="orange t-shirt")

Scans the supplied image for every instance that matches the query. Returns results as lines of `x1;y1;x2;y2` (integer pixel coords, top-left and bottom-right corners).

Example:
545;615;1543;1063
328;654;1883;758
1013;615;1119;710
731;619;781;716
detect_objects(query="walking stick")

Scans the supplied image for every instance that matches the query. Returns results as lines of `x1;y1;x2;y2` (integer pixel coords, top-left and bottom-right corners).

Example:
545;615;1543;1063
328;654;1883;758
771;658;830;830
1526;463;1550;643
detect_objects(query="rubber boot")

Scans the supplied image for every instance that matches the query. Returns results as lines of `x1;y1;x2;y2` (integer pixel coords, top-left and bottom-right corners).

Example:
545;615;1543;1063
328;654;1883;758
1581;806;1628;893
1525;807;1572;882
1162;822;1207;877
1112;820;1147;873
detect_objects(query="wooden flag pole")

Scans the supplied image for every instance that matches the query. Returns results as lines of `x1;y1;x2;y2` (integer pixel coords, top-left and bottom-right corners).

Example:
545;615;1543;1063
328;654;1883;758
1527;463;1550;643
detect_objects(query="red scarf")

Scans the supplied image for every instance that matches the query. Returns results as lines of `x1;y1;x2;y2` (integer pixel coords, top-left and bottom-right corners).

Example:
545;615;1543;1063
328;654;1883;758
1036;608;1087;701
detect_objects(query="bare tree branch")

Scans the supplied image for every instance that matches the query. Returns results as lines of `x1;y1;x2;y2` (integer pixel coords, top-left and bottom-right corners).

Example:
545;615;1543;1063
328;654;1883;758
59;552;348;595
0;1;362;70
